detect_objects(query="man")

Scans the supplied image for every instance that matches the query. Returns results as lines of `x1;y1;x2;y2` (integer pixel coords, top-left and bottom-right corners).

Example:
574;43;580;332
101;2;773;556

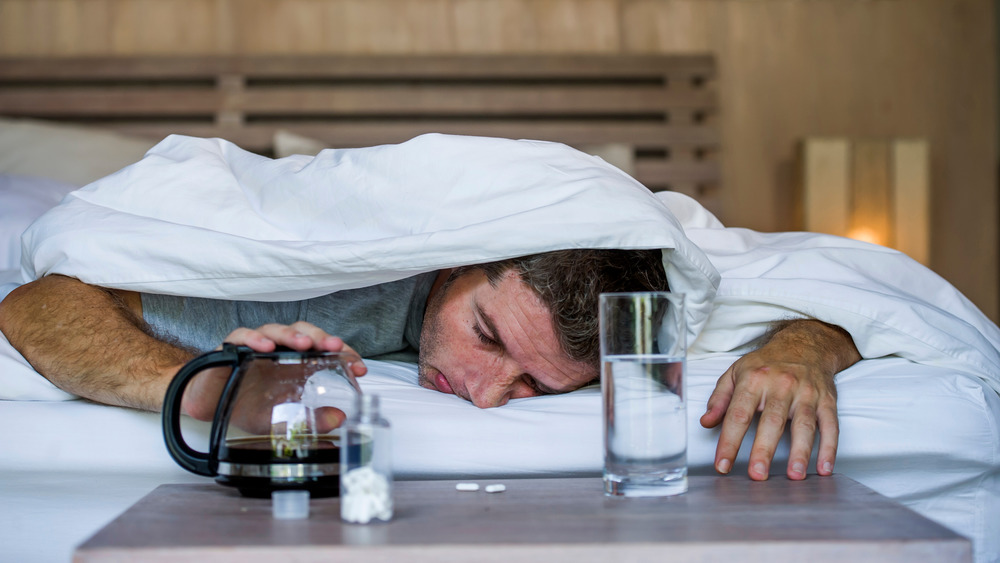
0;247;859;483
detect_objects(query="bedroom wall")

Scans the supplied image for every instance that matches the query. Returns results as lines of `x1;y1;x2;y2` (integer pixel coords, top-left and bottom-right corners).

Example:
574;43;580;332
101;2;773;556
1;0;997;322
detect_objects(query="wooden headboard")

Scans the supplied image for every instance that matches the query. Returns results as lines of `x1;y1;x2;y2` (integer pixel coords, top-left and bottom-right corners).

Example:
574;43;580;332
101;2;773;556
0;55;720;214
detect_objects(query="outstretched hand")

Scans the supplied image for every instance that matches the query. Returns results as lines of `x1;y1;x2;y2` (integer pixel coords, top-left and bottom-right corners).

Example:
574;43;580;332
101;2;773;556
180;321;367;422
699;320;860;481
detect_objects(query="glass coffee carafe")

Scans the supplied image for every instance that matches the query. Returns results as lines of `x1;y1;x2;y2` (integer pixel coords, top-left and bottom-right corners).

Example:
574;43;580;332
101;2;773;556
163;344;362;498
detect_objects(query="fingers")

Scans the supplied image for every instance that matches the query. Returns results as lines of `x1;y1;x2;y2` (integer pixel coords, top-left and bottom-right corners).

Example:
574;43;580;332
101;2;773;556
815;396;839;475
314;406;348;432
747;377;795;481
777;389;838;481
222;322;367;377
712;367;761;477
700;365;735;430
222;326;278;351
785;400;817;480
224;322;337;351
708;356;840;482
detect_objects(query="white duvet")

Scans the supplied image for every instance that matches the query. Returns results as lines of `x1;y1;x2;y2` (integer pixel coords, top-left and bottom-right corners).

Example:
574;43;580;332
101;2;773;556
15;133;1000;395
2;133;999;562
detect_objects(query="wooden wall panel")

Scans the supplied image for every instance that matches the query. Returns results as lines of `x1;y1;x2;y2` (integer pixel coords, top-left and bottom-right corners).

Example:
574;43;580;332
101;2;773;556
452;0;621;53
227;0;459;54
801;138;932;266
0;0;995;320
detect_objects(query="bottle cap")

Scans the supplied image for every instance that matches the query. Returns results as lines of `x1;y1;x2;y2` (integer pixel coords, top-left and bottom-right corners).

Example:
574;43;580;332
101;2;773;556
272;489;310;519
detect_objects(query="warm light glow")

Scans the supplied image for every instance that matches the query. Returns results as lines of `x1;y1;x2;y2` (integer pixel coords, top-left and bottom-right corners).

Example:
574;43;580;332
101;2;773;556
846;226;886;246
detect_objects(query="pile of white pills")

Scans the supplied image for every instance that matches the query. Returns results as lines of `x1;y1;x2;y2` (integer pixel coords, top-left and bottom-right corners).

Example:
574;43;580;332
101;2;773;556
455;482;506;493
341;466;393;523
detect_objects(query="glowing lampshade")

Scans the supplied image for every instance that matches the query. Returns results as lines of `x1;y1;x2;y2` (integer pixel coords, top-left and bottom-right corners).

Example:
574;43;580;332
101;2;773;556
800;138;930;265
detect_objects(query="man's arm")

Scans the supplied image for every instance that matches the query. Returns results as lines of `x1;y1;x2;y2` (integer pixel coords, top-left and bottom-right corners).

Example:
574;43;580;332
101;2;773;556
0;275;194;411
699;319;861;481
0;275;366;417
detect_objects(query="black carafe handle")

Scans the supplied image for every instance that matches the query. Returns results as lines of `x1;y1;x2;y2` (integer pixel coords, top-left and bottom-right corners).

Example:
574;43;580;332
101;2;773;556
162;344;244;476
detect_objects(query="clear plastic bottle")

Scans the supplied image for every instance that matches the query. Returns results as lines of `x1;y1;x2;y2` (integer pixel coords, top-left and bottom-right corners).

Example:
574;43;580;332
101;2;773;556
339;394;393;523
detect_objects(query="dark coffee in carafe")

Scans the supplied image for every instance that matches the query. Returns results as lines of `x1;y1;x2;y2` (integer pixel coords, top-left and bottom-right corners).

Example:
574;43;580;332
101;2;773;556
216;435;344;498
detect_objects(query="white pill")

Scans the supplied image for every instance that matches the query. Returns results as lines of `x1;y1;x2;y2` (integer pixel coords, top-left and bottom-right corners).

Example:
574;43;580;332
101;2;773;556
484;484;506;493
455;482;480;492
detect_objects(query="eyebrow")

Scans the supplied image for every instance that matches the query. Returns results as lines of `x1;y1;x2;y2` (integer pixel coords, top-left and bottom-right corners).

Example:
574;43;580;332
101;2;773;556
476;303;561;395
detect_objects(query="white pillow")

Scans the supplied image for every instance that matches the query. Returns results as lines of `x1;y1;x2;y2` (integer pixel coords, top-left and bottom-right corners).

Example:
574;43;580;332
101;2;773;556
577;143;636;176
0;174;79;271
273;130;329;158
0;117;156;187
273;130;637;175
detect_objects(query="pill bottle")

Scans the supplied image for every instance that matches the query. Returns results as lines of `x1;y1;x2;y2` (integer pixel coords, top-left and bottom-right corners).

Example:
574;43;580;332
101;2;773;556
340;393;393;523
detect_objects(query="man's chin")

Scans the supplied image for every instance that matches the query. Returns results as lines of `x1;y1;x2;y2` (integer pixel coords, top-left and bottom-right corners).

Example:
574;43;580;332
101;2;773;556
416;372;434;391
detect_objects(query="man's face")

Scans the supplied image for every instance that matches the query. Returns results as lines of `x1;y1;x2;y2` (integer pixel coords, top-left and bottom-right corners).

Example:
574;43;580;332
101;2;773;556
418;269;595;408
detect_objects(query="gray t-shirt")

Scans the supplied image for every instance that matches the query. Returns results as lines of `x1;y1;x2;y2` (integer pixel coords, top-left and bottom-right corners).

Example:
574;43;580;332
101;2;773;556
141;273;437;363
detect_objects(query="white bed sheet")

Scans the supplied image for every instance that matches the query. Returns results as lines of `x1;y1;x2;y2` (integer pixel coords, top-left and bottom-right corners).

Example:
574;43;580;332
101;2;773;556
1;354;997;562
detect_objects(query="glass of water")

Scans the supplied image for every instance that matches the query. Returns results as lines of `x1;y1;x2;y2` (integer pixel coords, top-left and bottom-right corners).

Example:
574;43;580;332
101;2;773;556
600;292;687;497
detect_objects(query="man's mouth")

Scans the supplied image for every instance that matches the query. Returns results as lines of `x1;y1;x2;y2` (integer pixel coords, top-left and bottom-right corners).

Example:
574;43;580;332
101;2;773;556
434;372;455;395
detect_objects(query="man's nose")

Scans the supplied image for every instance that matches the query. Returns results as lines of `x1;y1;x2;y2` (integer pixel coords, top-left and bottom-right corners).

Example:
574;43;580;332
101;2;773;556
466;364;520;408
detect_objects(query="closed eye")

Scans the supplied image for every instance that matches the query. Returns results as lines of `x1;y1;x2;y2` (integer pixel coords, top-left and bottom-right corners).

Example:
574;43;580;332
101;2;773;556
473;323;499;347
522;375;549;395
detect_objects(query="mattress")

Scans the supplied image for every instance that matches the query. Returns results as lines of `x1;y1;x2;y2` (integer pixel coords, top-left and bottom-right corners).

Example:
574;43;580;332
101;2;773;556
1;344;998;562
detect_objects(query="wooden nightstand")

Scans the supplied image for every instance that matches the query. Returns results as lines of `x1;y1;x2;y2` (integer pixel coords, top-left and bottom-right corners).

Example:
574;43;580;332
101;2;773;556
74;474;971;562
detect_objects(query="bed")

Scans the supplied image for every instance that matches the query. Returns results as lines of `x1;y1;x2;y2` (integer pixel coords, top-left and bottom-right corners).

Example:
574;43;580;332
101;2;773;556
1;56;998;563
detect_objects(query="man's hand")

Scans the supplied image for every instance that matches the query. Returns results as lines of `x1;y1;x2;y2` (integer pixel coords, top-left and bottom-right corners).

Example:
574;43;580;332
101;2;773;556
181;321;368;422
699;319;860;481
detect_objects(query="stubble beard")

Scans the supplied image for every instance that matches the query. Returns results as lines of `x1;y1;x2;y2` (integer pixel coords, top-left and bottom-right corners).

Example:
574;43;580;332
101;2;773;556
416;278;448;390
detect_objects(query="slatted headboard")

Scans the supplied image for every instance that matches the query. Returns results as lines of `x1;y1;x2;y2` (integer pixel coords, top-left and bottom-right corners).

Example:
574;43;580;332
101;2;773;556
0;55;720;214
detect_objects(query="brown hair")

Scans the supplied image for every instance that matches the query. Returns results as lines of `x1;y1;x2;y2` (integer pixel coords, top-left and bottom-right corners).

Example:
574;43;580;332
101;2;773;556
454;249;669;371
